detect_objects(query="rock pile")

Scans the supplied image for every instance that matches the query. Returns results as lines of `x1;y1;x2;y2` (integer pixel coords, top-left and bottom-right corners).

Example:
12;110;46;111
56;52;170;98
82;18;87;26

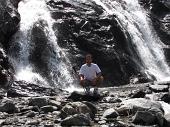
0;82;170;126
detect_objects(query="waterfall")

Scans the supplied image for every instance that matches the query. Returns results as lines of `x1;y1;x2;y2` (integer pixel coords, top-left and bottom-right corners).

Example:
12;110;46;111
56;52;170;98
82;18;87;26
8;0;75;87
93;0;170;81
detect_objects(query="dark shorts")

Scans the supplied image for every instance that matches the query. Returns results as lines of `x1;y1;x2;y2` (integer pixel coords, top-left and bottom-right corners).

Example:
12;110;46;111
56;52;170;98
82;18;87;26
84;79;93;86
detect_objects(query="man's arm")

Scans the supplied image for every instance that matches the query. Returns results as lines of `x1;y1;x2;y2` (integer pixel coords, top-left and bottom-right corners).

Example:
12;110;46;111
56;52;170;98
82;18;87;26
79;74;84;80
96;72;102;78
79;74;85;86
95;64;102;78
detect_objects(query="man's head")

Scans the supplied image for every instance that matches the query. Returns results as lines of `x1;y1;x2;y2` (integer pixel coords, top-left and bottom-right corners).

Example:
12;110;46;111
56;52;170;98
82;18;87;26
85;54;92;64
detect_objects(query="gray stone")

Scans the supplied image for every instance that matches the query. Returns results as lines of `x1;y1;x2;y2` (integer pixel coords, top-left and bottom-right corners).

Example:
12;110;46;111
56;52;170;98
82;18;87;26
60;102;92;119
48;100;62;109
120;98;162;113
131;106;164;127
0;100;17;113
61;114;91;126
117;106;133;116
132;111;156;125
103;96;122;103
0;112;8;119
40;105;58;113
102;108;119;118
28;97;48;107
148;108;164;127
98;120;106;125
26;119;40;125
1;117;19;125
20;106;40;112
130;90;146;98
83;101;97;119
26;111;36;117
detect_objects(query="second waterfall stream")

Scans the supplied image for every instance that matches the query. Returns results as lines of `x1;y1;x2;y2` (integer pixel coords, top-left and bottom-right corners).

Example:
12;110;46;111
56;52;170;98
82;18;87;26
93;0;170;81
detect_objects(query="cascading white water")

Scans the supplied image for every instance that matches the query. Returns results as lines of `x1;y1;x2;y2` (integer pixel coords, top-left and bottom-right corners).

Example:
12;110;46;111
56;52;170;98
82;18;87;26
8;0;75;87
93;0;170;81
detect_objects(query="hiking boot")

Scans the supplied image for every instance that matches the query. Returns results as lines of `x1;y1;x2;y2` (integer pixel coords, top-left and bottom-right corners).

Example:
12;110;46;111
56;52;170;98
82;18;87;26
93;87;99;95
85;86;90;95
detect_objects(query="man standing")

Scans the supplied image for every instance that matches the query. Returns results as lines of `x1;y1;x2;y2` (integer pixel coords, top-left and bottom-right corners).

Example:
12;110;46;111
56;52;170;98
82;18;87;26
79;54;103;94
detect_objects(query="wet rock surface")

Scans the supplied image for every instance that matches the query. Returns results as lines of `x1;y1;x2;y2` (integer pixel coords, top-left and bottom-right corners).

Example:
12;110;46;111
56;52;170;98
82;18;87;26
0;0;168;89
46;0;143;86
0;0;20;89
0;49;13;88
7;81;60;97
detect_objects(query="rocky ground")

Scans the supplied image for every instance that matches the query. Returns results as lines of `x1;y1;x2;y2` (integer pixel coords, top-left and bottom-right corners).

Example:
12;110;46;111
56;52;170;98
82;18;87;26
0;81;170;127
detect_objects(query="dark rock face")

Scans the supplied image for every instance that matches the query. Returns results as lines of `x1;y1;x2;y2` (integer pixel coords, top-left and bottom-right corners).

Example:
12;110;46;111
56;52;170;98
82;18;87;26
0;0;20;88
29;20;51;82
0;0;20;49
0;49;13;88
46;0;142;86
7;81;60;97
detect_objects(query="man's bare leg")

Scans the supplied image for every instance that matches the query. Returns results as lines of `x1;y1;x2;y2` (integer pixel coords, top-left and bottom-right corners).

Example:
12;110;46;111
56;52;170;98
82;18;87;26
93;76;104;94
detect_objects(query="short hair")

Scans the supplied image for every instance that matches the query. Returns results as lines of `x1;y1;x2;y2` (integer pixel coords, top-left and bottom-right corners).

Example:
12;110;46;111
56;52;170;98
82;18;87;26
85;53;92;59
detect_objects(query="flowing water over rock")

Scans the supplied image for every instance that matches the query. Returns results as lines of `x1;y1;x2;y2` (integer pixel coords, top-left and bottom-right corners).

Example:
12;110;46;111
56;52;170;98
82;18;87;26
5;0;170;88
8;0;75;88
92;0;170;81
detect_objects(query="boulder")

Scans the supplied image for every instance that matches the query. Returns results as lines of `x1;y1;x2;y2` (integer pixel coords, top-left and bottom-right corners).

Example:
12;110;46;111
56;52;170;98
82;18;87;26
48;100;62;110
132;111;156;125
102;108;119;119
102;96;122;103
0;99;18;113
133;108;164;127
28;97;48;108
83;101;97;119
40;105;58;113
116;106;133;116
20;106;39;113
117;98;163;115
129;90;146;98
26;119;40;125
26;111;36;117
61;114;91;126
160;93;170;103
60;102;92;119
118;98;164;126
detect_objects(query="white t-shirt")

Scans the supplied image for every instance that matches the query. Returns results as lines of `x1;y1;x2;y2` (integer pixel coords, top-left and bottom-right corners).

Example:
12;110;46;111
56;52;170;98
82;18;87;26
79;63;101;81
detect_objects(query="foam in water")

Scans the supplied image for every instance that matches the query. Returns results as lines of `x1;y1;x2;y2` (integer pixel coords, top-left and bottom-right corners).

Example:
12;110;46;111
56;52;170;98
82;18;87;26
92;0;170;81
8;0;75;88
15;66;48;85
